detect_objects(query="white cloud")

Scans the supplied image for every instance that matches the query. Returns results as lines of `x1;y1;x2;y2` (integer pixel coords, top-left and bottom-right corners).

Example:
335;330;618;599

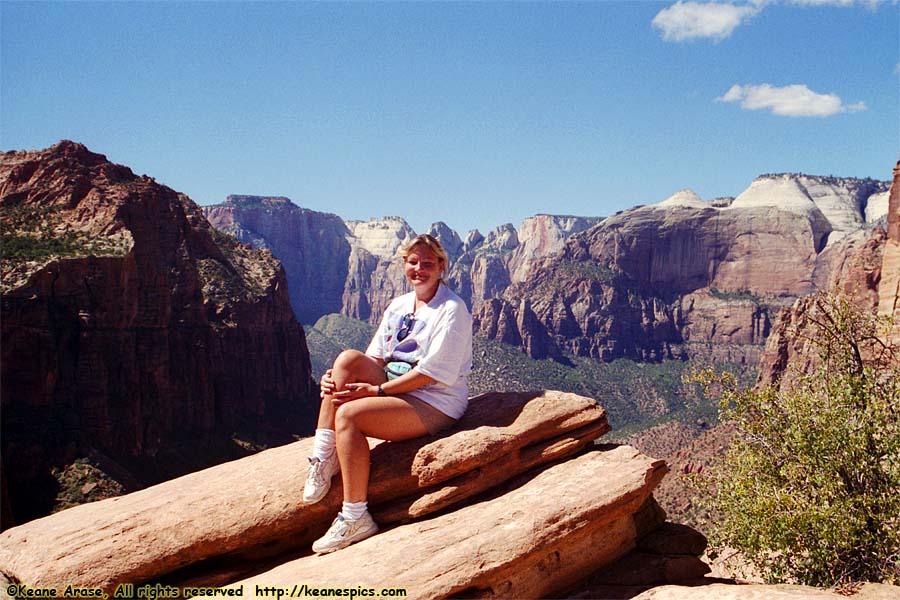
653;0;890;42
716;83;868;117
652;2;762;42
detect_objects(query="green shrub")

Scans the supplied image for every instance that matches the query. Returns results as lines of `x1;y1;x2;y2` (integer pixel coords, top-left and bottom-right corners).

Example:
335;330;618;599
2;232;82;260
694;294;900;587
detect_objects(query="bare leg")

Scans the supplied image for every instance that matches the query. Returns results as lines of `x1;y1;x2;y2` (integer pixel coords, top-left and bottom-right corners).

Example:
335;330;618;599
316;349;388;429
334;397;429;502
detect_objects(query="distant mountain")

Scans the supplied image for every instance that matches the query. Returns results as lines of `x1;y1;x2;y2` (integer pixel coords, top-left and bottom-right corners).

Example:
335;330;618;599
205;173;889;366
1;142;318;527
477;174;889;364
203;197;602;324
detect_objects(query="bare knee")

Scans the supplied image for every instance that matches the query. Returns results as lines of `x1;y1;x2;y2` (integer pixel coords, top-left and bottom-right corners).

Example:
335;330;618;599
333;349;367;372
331;350;386;387
334;403;359;435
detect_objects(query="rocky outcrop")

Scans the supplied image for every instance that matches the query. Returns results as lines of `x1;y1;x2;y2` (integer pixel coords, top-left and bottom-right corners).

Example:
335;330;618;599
0;391;654;597
508;214;603;284
426;221;464;261
230;446;664;600
448;216;601;312
567;522;711;599
1;142;317;526
203;196;351;324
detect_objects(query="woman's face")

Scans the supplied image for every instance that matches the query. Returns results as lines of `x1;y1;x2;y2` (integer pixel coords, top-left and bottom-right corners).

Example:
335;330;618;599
404;244;443;295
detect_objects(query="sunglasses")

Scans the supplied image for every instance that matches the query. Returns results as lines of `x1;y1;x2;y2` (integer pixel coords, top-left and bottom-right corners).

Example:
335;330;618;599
397;313;415;341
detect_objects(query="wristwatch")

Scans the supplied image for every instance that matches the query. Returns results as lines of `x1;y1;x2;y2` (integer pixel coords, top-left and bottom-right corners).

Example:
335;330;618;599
377;385;386;397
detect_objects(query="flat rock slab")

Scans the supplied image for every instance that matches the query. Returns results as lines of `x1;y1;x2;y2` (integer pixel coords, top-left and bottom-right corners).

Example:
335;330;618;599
0;391;608;592
230;445;666;600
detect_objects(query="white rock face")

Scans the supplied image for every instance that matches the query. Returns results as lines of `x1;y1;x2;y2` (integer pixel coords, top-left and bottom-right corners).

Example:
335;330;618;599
798;175;865;240
426;221;463;259
346;216;415;259
866;191;889;225
483;223;520;252
656;189;709;209
463;229;485;253
727;174;884;246
728;176;820;215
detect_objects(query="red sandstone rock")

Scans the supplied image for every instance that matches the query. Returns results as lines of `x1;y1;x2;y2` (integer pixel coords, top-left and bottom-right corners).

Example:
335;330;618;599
878;161;900;342
0;391;611;592
230;446;667;600
0;142;317;525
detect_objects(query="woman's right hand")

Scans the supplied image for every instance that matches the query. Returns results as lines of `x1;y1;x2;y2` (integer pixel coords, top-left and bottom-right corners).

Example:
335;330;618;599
320;369;336;399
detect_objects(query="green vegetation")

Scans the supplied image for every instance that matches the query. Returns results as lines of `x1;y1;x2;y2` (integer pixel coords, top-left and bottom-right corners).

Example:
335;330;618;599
470;335;751;433
2;232;83;260
305;314;376;379
52;457;126;513
1;203;130;265
709;287;761;303
694;294;900;587
2;203;83;260
210;226;240;247
558;259;618;282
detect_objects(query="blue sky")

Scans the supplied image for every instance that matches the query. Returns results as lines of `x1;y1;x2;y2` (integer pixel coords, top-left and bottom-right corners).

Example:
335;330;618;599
2;1;898;236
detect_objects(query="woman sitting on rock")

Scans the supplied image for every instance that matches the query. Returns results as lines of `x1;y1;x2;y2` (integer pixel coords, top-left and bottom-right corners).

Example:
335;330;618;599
304;233;473;554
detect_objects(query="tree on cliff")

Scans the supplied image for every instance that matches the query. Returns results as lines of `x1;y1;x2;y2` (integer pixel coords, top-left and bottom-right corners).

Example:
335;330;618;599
695;294;899;587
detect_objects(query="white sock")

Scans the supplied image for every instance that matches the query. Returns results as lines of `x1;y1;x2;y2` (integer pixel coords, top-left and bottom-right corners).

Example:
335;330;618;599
312;428;335;461
341;501;368;521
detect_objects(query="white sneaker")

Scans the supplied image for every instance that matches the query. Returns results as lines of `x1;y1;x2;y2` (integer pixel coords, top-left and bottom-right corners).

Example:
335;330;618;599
312;511;379;554
303;454;339;504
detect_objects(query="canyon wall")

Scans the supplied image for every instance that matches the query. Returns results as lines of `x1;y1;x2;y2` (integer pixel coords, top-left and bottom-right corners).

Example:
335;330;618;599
473;176;889;363
1;142;318;526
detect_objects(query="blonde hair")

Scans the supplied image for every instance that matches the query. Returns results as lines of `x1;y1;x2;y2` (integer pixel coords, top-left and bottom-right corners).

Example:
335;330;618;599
398;234;449;285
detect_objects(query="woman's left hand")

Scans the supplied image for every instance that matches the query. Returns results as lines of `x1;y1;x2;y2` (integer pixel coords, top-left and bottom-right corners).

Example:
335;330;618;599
331;382;379;405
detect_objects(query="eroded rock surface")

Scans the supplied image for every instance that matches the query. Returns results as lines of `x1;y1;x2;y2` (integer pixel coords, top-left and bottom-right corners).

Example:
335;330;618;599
231;446;666;600
0;391;613;593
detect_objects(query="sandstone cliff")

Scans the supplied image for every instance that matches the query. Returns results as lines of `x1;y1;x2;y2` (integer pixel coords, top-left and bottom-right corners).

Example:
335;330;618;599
1;142;318;527
757;161;900;386
449;215;602;312
475;175;889;363
342;217;416;322
878;161;900;342
203;196;351;325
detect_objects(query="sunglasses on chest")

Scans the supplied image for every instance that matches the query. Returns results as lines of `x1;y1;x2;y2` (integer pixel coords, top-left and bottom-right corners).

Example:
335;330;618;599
397;313;416;342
